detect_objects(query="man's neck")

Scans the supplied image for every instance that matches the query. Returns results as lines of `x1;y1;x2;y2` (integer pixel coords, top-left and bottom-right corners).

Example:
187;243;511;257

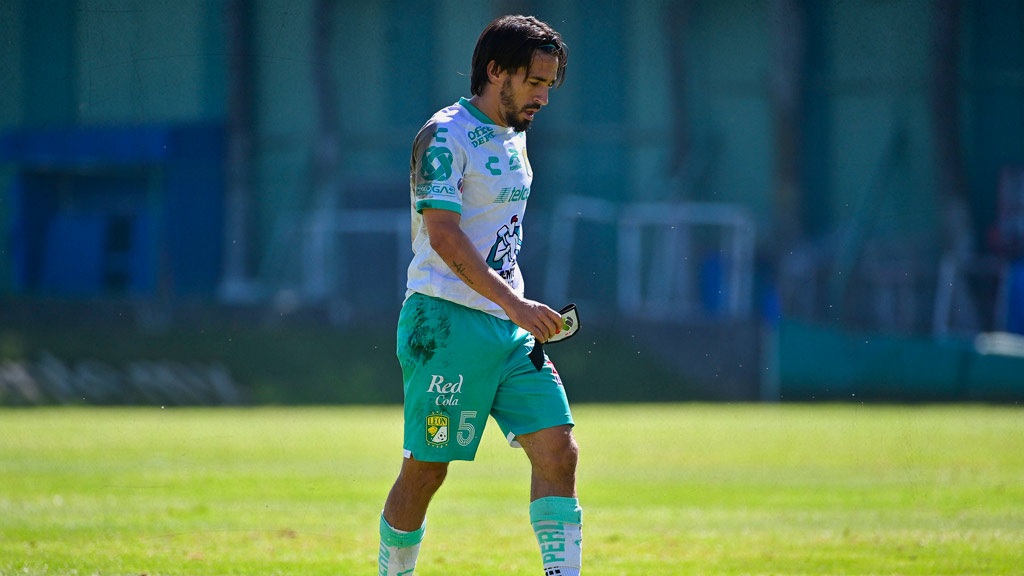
467;94;506;128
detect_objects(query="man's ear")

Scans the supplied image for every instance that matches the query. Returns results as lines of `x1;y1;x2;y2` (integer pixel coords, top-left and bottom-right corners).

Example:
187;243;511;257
486;60;504;83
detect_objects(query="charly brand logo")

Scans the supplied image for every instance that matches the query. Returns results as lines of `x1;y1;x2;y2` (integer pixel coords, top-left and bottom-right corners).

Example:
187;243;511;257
426;412;449;447
427;374;463;406
468;126;495;148
486;156;501;176
420;146;453;181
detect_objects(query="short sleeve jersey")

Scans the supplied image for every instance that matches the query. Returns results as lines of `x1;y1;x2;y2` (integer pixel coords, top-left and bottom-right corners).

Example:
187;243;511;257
406;97;533;319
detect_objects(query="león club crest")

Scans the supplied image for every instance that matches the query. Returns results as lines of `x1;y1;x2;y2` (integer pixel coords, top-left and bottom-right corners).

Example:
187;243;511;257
426;413;449;447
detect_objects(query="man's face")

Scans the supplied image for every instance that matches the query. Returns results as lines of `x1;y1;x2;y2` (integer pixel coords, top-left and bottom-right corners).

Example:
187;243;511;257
497;52;559;132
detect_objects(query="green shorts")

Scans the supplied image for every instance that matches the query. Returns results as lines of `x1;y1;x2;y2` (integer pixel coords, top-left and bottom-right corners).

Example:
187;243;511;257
397;293;574;462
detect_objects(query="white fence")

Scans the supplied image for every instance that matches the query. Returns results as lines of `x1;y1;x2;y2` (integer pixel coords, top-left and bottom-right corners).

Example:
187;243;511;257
544;195;756;322
292;197;757;324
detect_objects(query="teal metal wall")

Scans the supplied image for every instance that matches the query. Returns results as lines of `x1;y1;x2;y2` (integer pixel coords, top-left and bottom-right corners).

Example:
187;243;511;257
966;1;1024;243
1;0;1023;296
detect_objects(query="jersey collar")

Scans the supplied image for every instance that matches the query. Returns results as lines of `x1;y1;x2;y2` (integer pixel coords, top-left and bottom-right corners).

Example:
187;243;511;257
459;97;510;130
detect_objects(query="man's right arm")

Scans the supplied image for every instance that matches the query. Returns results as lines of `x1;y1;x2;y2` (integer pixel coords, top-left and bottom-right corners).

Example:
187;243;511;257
422;208;562;342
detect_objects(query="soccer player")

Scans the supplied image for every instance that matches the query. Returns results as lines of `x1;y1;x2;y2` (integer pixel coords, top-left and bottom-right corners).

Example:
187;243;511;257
377;14;582;576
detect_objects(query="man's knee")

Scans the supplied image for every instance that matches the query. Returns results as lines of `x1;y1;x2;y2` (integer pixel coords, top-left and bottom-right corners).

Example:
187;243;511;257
399;458;449;494
528;427;579;478
554;433;579;474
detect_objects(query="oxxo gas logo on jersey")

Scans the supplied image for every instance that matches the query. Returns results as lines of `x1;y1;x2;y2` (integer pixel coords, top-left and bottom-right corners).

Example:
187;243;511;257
428;374;463;406
415;182;457;199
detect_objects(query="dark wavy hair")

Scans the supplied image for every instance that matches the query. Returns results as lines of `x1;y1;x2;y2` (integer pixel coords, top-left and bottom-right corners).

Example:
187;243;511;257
470;15;568;96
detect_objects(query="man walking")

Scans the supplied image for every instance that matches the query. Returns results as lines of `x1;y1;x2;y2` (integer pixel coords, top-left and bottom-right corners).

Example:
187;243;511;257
378;14;582;576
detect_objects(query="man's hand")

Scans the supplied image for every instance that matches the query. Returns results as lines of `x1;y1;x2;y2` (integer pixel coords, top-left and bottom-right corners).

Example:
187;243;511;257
504;298;562;343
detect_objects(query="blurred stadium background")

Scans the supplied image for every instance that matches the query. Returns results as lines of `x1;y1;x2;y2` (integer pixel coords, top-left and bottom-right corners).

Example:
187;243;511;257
1;0;1023;406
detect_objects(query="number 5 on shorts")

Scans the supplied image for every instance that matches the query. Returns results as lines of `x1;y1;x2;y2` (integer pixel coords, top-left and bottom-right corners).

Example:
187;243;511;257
457;411;478;447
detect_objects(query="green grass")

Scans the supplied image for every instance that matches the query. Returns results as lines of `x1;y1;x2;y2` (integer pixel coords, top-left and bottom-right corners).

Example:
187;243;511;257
2;404;1023;575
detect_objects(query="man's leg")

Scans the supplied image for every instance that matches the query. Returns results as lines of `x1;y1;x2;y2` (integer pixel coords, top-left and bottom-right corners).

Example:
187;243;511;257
517;425;582;576
517;424;577;499
379;456;448;576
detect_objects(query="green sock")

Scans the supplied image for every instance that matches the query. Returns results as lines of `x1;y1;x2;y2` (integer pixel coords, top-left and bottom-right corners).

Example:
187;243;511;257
378;513;425;576
530;497;582;575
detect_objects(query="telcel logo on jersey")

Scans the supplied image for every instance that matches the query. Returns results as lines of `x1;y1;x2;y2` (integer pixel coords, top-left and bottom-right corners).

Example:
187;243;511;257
428;374;463;406
495;186;530;203
426;413;449;447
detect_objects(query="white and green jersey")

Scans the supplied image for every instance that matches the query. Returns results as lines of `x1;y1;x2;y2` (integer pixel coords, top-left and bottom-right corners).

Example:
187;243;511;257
406;97;533;319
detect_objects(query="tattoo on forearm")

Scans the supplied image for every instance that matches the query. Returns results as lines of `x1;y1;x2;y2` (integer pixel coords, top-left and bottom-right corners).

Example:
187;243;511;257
450;260;474;285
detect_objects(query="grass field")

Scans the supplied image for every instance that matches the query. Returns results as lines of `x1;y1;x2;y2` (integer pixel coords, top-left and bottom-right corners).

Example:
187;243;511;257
2;404;1023;576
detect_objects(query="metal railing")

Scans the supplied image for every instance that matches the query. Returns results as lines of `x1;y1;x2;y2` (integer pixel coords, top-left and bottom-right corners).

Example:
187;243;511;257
545;195;756;322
